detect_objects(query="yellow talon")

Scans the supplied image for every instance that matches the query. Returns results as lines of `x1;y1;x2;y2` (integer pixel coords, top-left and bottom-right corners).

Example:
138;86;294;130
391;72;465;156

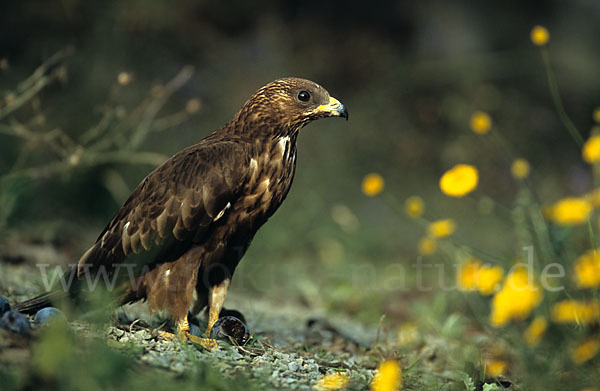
156;317;218;350
185;332;218;350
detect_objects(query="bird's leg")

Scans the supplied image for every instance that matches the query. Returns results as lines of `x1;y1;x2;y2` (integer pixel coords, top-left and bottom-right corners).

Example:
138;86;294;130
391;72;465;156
206;278;230;336
157;314;218;350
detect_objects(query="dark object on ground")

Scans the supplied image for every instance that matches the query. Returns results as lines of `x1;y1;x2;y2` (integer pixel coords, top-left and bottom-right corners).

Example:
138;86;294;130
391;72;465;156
0;296;10;316
219;308;246;324
0;310;32;334
209;316;250;345
14;78;347;350
34;307;66;325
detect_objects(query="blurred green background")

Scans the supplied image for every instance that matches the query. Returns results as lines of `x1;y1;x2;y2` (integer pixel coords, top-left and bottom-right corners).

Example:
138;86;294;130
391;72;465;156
1;0;600;320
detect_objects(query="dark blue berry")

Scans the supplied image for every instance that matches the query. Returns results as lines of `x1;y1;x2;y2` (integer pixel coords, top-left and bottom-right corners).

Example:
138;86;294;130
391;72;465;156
0;296;10;316
34;307;66;326
0;310;32;334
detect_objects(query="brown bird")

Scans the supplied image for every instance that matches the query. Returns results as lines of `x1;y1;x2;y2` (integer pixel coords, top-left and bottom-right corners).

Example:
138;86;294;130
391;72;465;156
15;77;347;349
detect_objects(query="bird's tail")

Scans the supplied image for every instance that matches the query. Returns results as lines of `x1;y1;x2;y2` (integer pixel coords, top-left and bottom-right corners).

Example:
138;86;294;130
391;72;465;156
12;291;68;314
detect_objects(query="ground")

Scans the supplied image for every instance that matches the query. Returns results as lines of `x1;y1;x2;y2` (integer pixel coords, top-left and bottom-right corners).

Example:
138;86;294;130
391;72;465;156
0;243;513;391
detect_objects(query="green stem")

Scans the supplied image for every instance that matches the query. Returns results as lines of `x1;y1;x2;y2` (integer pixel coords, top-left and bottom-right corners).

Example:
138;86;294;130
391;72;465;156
541;48;584;147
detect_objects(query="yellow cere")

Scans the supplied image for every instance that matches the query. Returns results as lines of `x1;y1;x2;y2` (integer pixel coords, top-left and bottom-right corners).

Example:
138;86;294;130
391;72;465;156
427;219;456;238
418;237;437;256
362;173;385;197
457;259;503;295
582;135;600;164
551;299;600;325
469;111;492;134
404;196;425;218
571;338;600;365
549;197;592;226
524;316;548;347
490;268;542;327
573;250;600;289
439;164;479;197
530;25;550;46
511;158;530;179
313;372;350;391
371;360;402;391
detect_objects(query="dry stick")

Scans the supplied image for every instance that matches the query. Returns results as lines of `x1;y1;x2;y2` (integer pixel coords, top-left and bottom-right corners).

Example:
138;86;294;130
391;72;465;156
129;65;195;150
1;48;73;119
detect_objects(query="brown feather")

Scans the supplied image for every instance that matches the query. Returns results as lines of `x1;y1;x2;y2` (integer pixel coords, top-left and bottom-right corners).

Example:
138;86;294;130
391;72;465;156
50;77;349;323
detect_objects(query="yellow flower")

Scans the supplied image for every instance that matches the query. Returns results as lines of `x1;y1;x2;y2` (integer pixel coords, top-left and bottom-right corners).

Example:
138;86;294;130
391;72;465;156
530;25;550;46
314;373;350;391
490;268;542;327
439;164;479;197
549;197;592;226
470;111;492;134
418;237;437;256
371;360;402;391
583;135;600;164
476;265;504;295
551;300;600;325
485;359;508;377
524;316;547;347
404;196;424;218
457;259;503;295
571;338;600;365
428;219;456;238
362;173;385;197
594;107;600;124
574;250;600;289
511;158;530;179
457;259;481;291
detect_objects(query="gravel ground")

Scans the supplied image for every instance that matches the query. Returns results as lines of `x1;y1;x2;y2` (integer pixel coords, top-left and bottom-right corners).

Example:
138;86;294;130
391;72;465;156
0;254;390;390
103;297;383;389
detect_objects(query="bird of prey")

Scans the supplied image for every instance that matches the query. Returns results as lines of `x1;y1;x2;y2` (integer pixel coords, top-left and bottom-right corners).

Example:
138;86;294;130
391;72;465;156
15;77;348;349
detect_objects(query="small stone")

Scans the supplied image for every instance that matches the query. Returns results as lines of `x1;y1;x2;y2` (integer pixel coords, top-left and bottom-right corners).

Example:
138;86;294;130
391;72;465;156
113;328;125;337
135;330;151;340
120;336;130;343
288;361;300;372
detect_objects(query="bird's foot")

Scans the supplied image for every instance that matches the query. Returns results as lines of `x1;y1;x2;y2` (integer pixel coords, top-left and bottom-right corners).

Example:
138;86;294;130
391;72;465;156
183;331;218;351
156;330;218;350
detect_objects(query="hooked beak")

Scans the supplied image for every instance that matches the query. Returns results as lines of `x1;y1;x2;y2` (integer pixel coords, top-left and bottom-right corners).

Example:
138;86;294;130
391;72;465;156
313;96;349;120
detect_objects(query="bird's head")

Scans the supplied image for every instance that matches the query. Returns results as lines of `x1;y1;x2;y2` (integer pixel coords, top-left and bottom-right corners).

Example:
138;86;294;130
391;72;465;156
232;77;348;136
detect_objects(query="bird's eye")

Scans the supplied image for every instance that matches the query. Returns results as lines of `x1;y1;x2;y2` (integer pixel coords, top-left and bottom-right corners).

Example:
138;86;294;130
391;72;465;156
297;91;311;102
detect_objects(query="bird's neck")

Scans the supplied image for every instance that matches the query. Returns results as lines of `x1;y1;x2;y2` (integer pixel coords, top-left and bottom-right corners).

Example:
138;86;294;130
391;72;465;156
224;107;304;139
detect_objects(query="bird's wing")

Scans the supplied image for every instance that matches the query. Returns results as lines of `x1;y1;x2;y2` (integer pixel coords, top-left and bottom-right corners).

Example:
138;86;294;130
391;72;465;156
77;138;253;276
